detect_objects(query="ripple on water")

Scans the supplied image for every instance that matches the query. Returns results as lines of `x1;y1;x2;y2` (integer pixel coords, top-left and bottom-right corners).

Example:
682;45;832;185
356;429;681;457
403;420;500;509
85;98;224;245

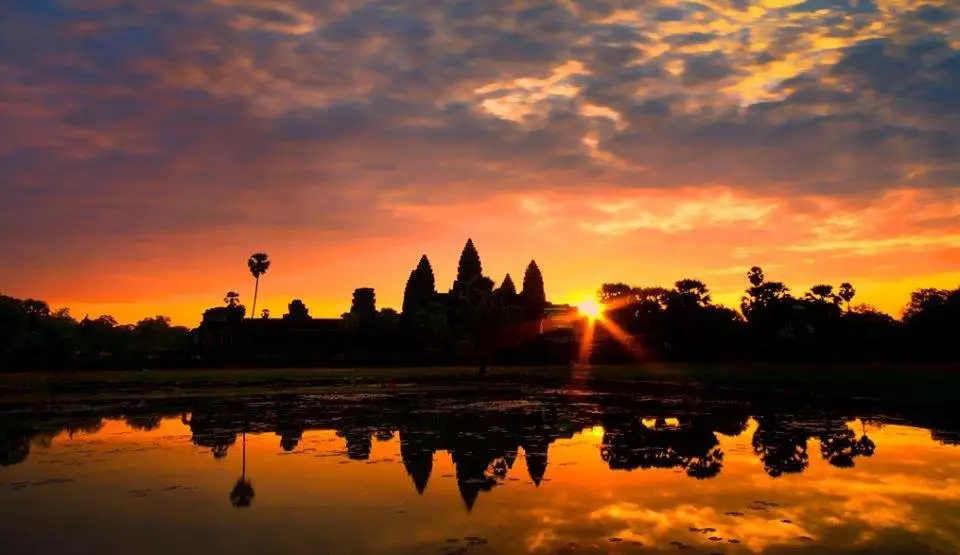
8;477;74;490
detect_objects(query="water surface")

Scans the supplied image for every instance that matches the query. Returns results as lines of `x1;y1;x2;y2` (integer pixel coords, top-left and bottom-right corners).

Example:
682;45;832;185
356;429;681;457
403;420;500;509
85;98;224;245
2;388;959;554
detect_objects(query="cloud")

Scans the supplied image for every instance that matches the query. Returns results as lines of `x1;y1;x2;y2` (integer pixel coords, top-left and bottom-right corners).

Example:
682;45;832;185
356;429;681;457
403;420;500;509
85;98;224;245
681;51;737;86
0;0;958;317
578;190;779;236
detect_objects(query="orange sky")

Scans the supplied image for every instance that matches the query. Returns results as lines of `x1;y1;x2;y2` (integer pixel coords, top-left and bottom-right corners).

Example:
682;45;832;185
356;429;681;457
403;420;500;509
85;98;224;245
2;0;959;326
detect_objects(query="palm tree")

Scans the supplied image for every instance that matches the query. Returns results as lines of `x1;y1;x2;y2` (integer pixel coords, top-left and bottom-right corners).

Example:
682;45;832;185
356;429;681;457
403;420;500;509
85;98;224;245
806;284;838;304
838;282;856;312
230;432;255;508
247;253;271;319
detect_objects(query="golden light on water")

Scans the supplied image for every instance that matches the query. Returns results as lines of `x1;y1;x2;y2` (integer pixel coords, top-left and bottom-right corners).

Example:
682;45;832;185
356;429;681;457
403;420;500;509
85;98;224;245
6;415;960;555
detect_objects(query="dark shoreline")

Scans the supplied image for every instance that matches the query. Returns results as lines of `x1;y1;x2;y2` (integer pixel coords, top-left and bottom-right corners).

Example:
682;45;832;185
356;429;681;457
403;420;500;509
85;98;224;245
2;362;958;408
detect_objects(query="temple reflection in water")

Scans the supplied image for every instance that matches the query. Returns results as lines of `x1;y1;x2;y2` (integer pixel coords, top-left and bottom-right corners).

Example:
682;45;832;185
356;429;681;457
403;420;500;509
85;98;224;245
3;388;958;513
4;386;960;555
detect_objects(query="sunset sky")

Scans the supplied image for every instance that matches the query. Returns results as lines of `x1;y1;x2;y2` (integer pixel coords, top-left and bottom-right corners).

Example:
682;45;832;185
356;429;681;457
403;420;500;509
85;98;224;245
2;0;959;325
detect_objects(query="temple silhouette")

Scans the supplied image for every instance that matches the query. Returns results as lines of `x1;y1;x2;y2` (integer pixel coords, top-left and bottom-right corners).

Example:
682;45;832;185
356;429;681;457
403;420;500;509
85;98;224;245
3;239;959;371
196;239;581;367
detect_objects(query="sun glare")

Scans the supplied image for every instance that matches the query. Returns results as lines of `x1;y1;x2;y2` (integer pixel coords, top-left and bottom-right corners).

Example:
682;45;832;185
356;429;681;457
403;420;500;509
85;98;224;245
578;298;601;320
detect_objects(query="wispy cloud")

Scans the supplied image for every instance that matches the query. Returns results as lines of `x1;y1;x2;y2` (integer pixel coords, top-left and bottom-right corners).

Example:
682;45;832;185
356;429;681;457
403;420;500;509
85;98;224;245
0;0;957;321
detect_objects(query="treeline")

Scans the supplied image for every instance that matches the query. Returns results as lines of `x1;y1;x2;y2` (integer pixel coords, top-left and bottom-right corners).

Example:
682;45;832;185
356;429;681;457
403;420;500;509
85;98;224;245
593;266;960;362
0;296;191;370
2;259;959;371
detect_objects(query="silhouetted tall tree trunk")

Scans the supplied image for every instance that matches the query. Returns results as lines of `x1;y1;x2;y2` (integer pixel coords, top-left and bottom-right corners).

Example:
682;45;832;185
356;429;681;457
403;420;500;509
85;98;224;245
247;252;271;320
251;277;260;319
230;431;255;508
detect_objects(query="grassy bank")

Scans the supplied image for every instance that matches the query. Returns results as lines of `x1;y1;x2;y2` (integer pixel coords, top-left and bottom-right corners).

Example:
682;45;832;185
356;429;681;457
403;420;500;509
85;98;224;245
0;362;958;405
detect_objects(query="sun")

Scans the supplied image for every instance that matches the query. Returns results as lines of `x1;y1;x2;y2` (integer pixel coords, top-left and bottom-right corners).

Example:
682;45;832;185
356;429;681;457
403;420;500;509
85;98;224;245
577;298;601;320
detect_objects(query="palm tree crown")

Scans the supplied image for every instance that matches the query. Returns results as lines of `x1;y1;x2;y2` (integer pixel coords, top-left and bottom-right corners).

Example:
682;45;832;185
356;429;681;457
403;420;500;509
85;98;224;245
247;253;271;279
247;253;271;318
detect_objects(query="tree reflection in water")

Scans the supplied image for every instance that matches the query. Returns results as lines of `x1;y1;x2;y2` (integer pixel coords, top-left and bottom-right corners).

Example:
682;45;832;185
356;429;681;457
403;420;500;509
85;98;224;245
1;389;959;510
230;432;255;508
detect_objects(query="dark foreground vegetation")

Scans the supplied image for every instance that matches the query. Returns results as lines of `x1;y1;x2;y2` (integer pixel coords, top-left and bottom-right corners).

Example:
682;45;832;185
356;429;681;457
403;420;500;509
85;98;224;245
3;363;960;410
593;269;960;362
2;240;958;371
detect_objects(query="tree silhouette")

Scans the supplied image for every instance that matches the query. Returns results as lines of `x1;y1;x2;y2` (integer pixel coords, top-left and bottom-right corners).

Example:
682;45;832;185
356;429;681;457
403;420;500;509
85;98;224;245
230;432;255;508
903;287;960;355
260;309;270;319
599;283;635;302
806;284;839;305
22;299;51;319
599;416;723;478
685;448;724;479
673;279;711;307
841;305;894;357
741;267;791;316
133;316;188;354
63;417;105;438
710;411;751;437
247;253;271;319
856;434;876;457
78;314;124;356
838;282;856;312
194;429;236;460
124;414;162;431
740;267;798;353
187;410;238;460
643;280;740;358
224;291;241;307
904;288;956;320
819;426;876;468
752;417;810;477
520;260;546;321
0;296;29;358
932;428;960;446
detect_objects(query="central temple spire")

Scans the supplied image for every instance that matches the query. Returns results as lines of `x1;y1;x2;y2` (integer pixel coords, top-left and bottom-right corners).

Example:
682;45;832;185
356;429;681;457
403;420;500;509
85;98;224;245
452;238;483;293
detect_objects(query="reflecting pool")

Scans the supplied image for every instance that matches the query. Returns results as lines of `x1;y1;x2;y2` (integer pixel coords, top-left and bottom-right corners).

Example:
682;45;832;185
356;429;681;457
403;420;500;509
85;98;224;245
1;388;959;554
